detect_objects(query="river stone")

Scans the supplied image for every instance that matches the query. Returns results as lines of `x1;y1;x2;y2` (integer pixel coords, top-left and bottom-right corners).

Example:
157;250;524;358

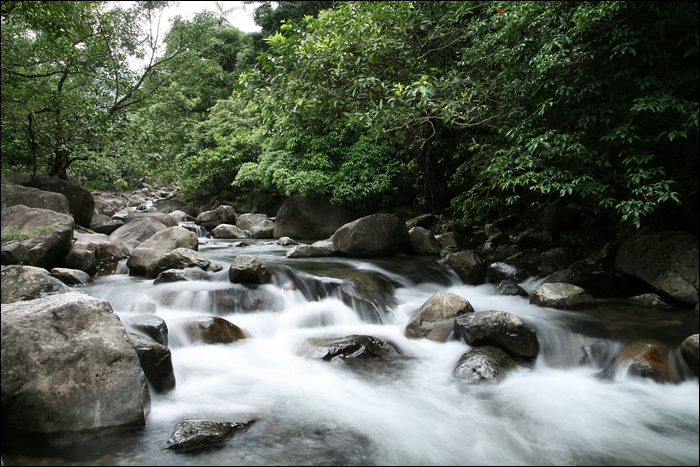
50;267;91;285
89;212;124;235
195;205;237;229
453;346;517;383
153;198;194;215
1;241;29;265
1;205;74;269
301;334;404;364
1;183;71;215
1;292;150;435
614;231;699;305
21;174;94;227
236;213;270;231
274;193;359;239
333;214;410;257
62;232;127;276
154;269;189;284
628;293;672;308
92;191;128;216
183;316;246;344
405;291;474;341
249;219;275;239
127;333;176;393
168;210;194;223
617;341;674;383
147;248;211;279
681;334;699;378
211;223;247;239
442;250;486;285
529;282;597;309
127;226;198;277
164;419;256;453
123;314;169;347
408;226;441;255
286;240;335;258
229;254;274;284
494;280;528;297
1;264;71;304
277;236;298;246
337;271;396;323
109;217;168;255
454;310;540;360
126;211;178;228
487;262;529;283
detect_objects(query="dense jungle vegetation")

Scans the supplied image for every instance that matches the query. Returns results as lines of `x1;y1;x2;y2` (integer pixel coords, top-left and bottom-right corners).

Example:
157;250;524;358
1;1;698;232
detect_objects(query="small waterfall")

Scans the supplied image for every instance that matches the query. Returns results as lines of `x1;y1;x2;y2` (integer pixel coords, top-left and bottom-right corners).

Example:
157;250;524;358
179;221;207;238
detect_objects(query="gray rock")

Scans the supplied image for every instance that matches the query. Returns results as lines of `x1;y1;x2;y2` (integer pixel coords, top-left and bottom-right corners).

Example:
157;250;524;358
229;255;274;284
494;280;528;297
210;223;247;239
62;232;127;276
540;247;580;272
1;241;29;265
1;205;74;268
681;334;699;378
405;291;474;341
148;248;210;279
1;292;149;435
277;236;298;246
628;293;672;308
408;226;441;255
615;231;699;305
615;341;674;383
168;210;194;223
442;250;486;285
249;219;275;239
154;268;189;284
487;262;529;283
300;334;405;364
109;217;168;255
21;174;94;227
333;214;410;257
125;211;178;228
529;282;597;309
164;419;256;453
453;346;517;383
123;314;169;347
236;213;270;231
89;212;124;235
128;333;176;393
183;316;246;344
50;267;91;285
274;194;359;239
286;241;335;258
127;226;198;277
1;183;70;214
454;310;539;360
92;191;128;216
1;264;71;304
195;205;237;229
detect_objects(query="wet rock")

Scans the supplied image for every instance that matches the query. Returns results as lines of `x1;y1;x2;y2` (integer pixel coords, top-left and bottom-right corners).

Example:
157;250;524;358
153;269;189;284
494;280;528;297
1;292;149;435
277;236;298;246
618;341;674;383
123;314;169;346
405;291;474;341
487;262;529;283
109;217;168;255
333;214;410;257
148;248;211;279
211;285;284;313
442;250;486;285
681;334;699;378
408;226;441;255
63;232;127;276
21;174;94;227
454;310;539;360
337;271;396;323
453;346;516;383
127;226;198;277
164;419;256;453
529;282;597;309
128;333;176;393
1;264;71;304
1;183;70;215
287;241;335;258
236;213;270;231
249;219;275;239
211;223;247;239
50;267;91;285
301;334;405;364
614;231;699;305
628;293;672;308
183;316;246;344
195;205;237;229
229;254;274;284
89;212;124;235
1;205;74;268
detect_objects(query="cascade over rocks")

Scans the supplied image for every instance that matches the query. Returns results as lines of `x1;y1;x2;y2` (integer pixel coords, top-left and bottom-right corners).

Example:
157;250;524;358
127;226;198;277
405;291;474;341
1;264;70;304
109;217;168;255
1;292;150;435
454;310;540;360
228;254;274;284
453;346;517;383
333;214;409;257
613;341;675;383
62;232;127;276
614;231;699;305
122;314;169;347
183;316;247;344
128;333;176;394
442;250;486;285
274;193;359;239
1;205;74;268
529;282;597;309
1;183;71;214
21;174;94;227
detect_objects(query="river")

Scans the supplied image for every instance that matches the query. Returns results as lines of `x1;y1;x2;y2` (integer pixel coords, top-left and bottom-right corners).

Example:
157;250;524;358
4;235;699;466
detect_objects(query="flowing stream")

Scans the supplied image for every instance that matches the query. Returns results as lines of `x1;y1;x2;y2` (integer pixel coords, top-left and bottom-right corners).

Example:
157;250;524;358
5;235;699;466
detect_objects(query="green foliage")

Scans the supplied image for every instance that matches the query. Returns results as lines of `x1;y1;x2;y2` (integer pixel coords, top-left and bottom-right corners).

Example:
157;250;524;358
1;221;71;244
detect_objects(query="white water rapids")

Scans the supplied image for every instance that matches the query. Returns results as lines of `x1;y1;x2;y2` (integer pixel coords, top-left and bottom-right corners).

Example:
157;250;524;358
10;237;698;466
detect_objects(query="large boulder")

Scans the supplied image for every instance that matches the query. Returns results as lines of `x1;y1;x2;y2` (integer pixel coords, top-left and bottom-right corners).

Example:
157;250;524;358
127;333;176;394
164;419;256;453
249;219;275;239
681;334;699;378
148;248;211;279
1;205;74;268
89;212;124;235
408;226;441;255
21;174;94;227
210;224;247;239
195;205;237;229
1;183;71;214
487;262;529;283
228;254;274;284
333;214;409;257
92;191;128;217
125;211;178;228
453;346;517;384
274;193;359;239
1;264;70;304
127;226;198;277
62;232;127;276
454;310;540;360
442;250;486;285
236;213;270;231
405;291;474;341
529;282;597;309
614;341;674;383
109;217;168;255
50;267;91;285
614;231;699;305
1;292;150;435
